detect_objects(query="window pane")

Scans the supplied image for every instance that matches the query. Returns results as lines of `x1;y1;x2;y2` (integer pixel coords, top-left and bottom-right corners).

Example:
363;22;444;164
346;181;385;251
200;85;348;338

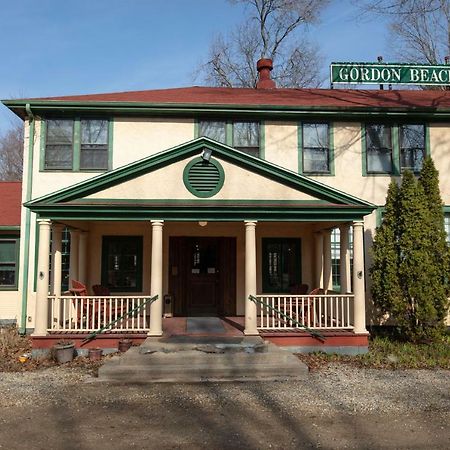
233;122;259;147
367;148;392;172
102;236;142;292
0;267;15;286
0;240;17;286
444;214;450;245
46;120;73;169
0;241;15;263
262;238;300;293
303;123;328;148
199;121;226;143
400;124;425;171
80;120;108;170
367;124;391;149
304;147;329;173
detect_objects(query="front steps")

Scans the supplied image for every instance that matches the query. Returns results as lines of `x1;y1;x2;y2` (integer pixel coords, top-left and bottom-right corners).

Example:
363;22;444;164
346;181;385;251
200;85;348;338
97;336;308;383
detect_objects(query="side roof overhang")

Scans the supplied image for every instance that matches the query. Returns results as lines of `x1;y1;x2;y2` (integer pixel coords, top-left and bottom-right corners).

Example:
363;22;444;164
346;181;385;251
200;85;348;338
25;137;376;222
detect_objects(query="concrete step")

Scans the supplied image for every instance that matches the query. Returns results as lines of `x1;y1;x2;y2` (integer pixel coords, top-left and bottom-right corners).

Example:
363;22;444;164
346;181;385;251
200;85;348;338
96;337;308;383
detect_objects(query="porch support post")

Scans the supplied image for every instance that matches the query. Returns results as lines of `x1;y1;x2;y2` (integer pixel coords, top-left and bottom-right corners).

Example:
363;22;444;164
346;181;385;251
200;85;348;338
352;221;367;334
244;220;258;335
339;224;351;294
51;224;64;298
322;229;333;292
314;232;323;288
78;232;88;286
69;230;80;284
148;220;164;336
33;219;51;336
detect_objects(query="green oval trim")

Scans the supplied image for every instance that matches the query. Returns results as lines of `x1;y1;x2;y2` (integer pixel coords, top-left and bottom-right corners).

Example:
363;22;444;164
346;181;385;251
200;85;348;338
183;156;225;198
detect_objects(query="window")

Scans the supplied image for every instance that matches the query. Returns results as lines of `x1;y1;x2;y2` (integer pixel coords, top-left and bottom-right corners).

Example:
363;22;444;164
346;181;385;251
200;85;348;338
262;238;301;293
400;124;425;172
48;227;71;292
44;118;110;171
101;236;143;292
302;123;330;174
0;236;19;289
233;122;260;157
365;124;392;173
331;228;353;291
45;120;73;170
80;120;109;170
198;120;261;157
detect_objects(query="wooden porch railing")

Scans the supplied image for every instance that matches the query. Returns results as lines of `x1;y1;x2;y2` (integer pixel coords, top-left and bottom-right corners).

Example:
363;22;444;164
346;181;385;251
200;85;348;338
47;295;152;332
256;294;354;330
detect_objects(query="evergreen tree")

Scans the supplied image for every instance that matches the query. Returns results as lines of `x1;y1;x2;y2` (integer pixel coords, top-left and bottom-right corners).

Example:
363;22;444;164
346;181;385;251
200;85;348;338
371;163;449;342
370;181;402;317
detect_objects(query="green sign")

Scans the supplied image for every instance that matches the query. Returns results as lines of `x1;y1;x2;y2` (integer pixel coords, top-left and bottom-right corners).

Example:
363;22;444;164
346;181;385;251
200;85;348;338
331;62;450;86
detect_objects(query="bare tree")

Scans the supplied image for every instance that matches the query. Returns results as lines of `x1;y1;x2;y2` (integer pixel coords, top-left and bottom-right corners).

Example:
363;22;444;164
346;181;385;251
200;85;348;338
0;123;24;181
198;0;331;88
357;1;450;65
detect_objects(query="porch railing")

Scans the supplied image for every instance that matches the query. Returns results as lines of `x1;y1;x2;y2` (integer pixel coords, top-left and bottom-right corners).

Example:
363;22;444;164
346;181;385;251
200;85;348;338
47;295;153;332
256;294;354;330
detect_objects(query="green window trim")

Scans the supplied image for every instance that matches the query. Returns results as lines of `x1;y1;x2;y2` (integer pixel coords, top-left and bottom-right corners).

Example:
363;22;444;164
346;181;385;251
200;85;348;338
40;117;113;172
183;157;225;198
298;121;335;176
195;119;265;158
362;122;429;177
101;235;143;293
262;238;302;294
0;235;20;291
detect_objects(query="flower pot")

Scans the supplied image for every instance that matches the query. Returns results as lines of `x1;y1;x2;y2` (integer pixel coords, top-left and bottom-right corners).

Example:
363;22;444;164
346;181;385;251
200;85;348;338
88;348;103;361
54;343;75;363
118;339;132;352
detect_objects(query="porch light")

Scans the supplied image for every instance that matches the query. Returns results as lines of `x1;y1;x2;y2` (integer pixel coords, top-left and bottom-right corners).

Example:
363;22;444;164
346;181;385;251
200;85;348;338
201;148;212;162
198;221;208;227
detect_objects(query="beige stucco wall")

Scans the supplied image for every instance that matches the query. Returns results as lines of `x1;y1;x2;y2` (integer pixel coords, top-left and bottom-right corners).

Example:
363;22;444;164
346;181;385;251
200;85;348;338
264;121;298;171
85;155;318;202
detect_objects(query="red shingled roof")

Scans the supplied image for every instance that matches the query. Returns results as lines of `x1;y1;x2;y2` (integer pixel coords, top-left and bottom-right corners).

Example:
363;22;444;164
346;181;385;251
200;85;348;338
0;182;22;226
35;86;450;109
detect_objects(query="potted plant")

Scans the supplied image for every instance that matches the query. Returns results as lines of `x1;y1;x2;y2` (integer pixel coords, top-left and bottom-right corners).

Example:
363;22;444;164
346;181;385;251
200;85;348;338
118;338;132;352
53;340;75;363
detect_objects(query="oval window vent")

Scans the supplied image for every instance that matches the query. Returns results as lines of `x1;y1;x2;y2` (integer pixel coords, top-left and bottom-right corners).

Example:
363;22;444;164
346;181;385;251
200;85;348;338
183;157;225;198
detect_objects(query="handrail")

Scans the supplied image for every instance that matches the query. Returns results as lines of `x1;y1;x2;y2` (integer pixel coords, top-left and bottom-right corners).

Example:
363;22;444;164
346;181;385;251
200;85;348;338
81;294;158;344
249;295;325;341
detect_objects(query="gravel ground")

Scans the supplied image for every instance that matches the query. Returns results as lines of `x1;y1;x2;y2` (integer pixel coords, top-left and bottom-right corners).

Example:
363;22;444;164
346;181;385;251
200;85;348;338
0;364;449;449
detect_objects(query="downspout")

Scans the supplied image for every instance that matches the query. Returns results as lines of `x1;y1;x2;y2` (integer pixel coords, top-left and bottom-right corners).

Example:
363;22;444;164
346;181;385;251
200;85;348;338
19;104;35;334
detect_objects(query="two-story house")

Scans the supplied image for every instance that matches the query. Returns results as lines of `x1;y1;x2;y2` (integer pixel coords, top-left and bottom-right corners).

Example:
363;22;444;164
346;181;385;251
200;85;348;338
1;59;449;352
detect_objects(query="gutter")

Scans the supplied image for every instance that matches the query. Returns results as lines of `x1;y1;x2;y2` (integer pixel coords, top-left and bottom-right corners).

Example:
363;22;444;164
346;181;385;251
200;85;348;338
19;104;34;334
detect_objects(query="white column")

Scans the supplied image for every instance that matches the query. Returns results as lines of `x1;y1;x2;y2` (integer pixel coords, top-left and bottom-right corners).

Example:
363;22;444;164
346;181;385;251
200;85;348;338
339;224;351;294
33;219;51;336
322;229;333;292
51;224;64;298
78;232;88;286
244;221;258;335
69;230;80;284
314;232;323;288
352;221;367;334
148;220;164;336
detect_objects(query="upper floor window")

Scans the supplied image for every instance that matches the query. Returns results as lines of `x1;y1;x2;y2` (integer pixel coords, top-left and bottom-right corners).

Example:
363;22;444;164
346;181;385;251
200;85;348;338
198;120;261;157
400;124;425;172
302;123;330;174
44;118;110;171
445;214;450;245
366;124;392;173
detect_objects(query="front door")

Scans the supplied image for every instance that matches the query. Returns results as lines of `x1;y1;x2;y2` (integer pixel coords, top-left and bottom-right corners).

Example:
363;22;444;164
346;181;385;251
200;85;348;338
169;236;236;316
187;238;219;315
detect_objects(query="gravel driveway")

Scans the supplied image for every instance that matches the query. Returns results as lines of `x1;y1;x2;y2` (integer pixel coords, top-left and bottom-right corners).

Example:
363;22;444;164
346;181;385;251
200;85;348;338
0;365;448;449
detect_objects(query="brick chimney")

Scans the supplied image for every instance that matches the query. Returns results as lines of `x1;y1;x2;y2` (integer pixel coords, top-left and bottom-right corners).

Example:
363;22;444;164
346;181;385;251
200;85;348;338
256;58;276;89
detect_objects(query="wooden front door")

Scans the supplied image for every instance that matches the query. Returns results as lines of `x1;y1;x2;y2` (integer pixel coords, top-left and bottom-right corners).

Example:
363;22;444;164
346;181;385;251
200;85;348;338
169;237;236;316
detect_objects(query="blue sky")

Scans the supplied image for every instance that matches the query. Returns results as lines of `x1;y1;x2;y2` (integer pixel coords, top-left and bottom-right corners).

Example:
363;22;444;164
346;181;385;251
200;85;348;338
0;0;389;134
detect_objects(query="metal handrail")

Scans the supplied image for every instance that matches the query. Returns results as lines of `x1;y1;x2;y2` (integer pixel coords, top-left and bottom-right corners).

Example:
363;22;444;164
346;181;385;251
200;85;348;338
249;295;325;341
81;294;158;344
